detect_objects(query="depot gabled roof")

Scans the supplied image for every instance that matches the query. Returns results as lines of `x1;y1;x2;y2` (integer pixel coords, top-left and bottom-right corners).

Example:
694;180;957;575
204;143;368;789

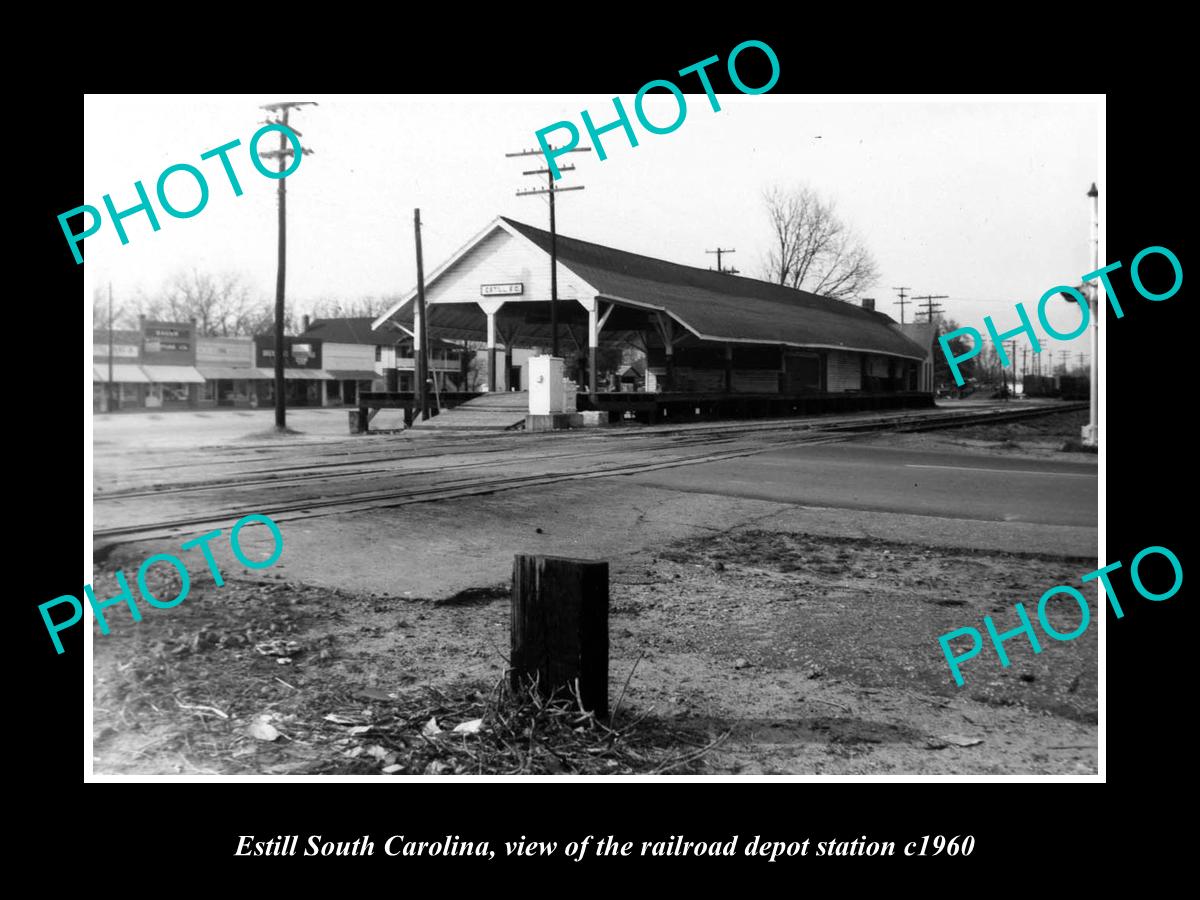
374;217;926;361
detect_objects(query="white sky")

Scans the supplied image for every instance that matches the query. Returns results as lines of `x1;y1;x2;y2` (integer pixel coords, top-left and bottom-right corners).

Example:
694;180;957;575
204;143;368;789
83;94;1100;363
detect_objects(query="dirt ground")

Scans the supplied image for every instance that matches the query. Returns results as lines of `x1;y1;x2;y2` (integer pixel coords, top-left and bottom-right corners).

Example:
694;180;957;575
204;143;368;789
93;528;1097;776
861;408;1096;461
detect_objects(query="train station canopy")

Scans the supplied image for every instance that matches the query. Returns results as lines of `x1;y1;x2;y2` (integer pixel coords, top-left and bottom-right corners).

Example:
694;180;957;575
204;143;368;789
373;217;927;361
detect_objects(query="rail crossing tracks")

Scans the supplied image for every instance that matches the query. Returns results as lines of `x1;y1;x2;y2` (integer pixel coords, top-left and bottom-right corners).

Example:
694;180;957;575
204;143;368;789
93;403;1085;549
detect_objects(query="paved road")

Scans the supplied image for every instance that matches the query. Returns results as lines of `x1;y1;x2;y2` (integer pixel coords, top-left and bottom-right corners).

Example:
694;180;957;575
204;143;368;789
92;406;1096;538
630;443;1096;527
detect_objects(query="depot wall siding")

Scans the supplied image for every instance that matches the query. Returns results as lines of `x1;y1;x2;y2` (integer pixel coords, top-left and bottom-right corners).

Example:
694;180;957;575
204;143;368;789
826;350;862;392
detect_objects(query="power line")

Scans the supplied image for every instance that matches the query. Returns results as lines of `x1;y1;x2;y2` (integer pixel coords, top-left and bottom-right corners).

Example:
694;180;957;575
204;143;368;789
506;144;591;361
258;100;316;432
706;247;738;274
892;286;911;324
912;293;948;323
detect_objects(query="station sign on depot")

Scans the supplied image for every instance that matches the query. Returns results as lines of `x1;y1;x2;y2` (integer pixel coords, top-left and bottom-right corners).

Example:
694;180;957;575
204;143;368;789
534;39;781;180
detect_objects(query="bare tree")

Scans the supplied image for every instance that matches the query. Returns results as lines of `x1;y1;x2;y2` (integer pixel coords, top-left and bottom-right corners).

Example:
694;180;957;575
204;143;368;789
761;185;880;301
308;295;399;319
158;269;256;336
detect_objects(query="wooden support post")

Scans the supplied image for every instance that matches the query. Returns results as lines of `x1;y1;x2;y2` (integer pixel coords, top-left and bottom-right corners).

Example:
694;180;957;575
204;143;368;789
487;312;497;392
511;554;609;717
724;343;733;392
587;302;599;395
653;312;675;392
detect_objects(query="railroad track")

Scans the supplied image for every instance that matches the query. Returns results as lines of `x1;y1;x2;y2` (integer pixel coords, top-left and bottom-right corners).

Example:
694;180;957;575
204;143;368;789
93;402;1086;548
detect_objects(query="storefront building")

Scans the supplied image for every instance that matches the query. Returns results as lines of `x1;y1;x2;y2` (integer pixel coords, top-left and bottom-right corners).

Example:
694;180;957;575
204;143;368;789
139;319;205;408
92;329;148;412
253;335;333;406
196;335;263;407
296;318;385;406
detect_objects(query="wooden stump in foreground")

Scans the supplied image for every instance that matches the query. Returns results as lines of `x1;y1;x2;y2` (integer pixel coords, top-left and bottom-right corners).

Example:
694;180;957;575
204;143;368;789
510;555;609;718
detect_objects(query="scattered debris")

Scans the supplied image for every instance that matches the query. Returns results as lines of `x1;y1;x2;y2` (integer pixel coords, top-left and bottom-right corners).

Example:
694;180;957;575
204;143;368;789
256;639;301;658
928;734;984;749
247;718;281;742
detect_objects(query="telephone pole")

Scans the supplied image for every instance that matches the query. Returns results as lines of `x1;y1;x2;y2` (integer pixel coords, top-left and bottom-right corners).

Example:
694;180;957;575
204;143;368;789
706;247;738;274
107;283;115;413
892;286;911;324
507;144;590;360
913;293;948;323
1008;340;1018;398
413;209;430;421
1083;182;1099;445
259;101;315;432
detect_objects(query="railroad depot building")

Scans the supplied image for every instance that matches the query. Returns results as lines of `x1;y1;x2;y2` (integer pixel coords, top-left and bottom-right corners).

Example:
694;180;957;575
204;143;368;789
371;217;934;417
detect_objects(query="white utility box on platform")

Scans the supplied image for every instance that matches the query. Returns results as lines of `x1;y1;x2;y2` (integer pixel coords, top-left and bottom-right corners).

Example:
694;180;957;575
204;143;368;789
528;355;565;415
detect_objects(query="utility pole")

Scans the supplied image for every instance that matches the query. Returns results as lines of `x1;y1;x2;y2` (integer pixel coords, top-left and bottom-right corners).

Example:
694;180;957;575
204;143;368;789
1008;340;1018;398
258;101;316;432
913;294;948;323
105;283;113;415
413;208;430;421
706;247;738;274
508;144;590;361
892;286;911;324
1082;182;1099;445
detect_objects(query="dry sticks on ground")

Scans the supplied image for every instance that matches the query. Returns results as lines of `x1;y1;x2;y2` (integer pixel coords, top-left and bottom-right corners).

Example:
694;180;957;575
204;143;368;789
311;674;727;776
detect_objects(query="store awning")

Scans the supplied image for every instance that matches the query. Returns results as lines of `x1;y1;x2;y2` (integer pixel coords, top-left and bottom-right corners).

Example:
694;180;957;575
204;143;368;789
255;368;334;381
327;369;379;380
92;365;150;383
196;366;262;380
141;365;206;384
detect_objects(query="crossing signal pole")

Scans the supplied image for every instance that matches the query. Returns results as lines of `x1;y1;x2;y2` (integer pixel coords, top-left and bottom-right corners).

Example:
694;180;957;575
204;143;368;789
507;144;590;360
259;101;316;432
892;286;911;324
706;247;738;274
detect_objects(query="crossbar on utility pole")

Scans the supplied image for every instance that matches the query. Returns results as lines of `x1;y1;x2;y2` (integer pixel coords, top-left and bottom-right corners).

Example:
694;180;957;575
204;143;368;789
892;286;912;324
706;247;736;273
913;294;948;323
